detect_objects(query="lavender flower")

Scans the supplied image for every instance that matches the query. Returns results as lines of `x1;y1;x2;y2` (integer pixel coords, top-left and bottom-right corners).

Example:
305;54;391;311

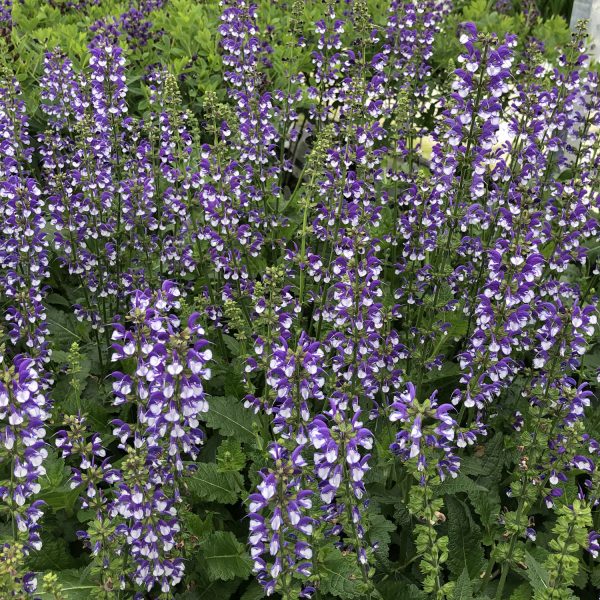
248;442;314;597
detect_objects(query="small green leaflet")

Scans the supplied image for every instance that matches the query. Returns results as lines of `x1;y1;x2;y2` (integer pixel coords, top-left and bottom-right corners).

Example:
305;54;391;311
36;570;97;600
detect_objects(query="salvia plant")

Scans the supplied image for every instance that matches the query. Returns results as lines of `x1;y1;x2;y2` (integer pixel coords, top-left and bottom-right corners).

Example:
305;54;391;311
0;0;598;599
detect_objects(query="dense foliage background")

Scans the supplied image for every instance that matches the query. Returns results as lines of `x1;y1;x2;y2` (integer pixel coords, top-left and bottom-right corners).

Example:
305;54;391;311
0;0;599;599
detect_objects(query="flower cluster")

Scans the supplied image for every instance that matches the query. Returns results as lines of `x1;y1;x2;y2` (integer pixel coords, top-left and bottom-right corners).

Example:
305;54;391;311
107;281;211;594
248;442;314;597
0;1;599;599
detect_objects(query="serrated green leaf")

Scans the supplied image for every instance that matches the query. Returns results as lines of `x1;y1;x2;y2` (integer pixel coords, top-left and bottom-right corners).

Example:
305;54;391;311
222;334;241;355
181;512;214;541
187;462;243;504
437;474;488;496
367;512;396;559
446;496;484;579
46;293;72;307
204;396;260;442
319;549;369;598
217;438;247;473
38;453;80;514
452;568;474;600
175;577;241;599
239;581;266;600
523;551;550;594
461;433;505;479
27;534;81;571
590;565;600;589
510;583;533;600
469;490;500;544
202;531;252;581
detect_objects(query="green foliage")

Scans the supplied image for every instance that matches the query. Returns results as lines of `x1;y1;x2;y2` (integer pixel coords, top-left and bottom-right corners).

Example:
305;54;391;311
0;544;30;599
203;396;264;443
37;570;96;600
187;462;244;504
367;512;396;560
201;531;253;582
536;501;592;599
432;0;572;77
217;438;247;473
446;497;484;579
318;548;371;599
3;0;599;599
451;568;474;600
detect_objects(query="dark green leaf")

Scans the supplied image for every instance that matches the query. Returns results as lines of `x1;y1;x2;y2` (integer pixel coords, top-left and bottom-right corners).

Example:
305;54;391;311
240;581;266;600
367;512;396;559
437;474;488;496
452;568;474;600
522;551;550;595
204;396;261;443
377;579;427;600
202;531;252;581
446;496;484;579
187;463;244;504
319;548;369;598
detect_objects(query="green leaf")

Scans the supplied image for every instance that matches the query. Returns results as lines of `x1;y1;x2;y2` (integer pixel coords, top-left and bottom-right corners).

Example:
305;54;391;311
367;512;396;559
175;577;241;599
319;548;369;598
376;580;427;600
510;583;534;600
38;452;80;514
591;565;600;589
452;568;474;600
202;531;252;581
204;396;261;442
181;512;214;541
240;581;266;600
187;463;243;504
36;569;97;600
222;334;241;355
469;490;500;544
438;474;488;496
523;551;550;594
46;293;72;307
217;438;247;473
446;496;484;579
27;535;81;571
45;305;87;345
460;432;505;479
